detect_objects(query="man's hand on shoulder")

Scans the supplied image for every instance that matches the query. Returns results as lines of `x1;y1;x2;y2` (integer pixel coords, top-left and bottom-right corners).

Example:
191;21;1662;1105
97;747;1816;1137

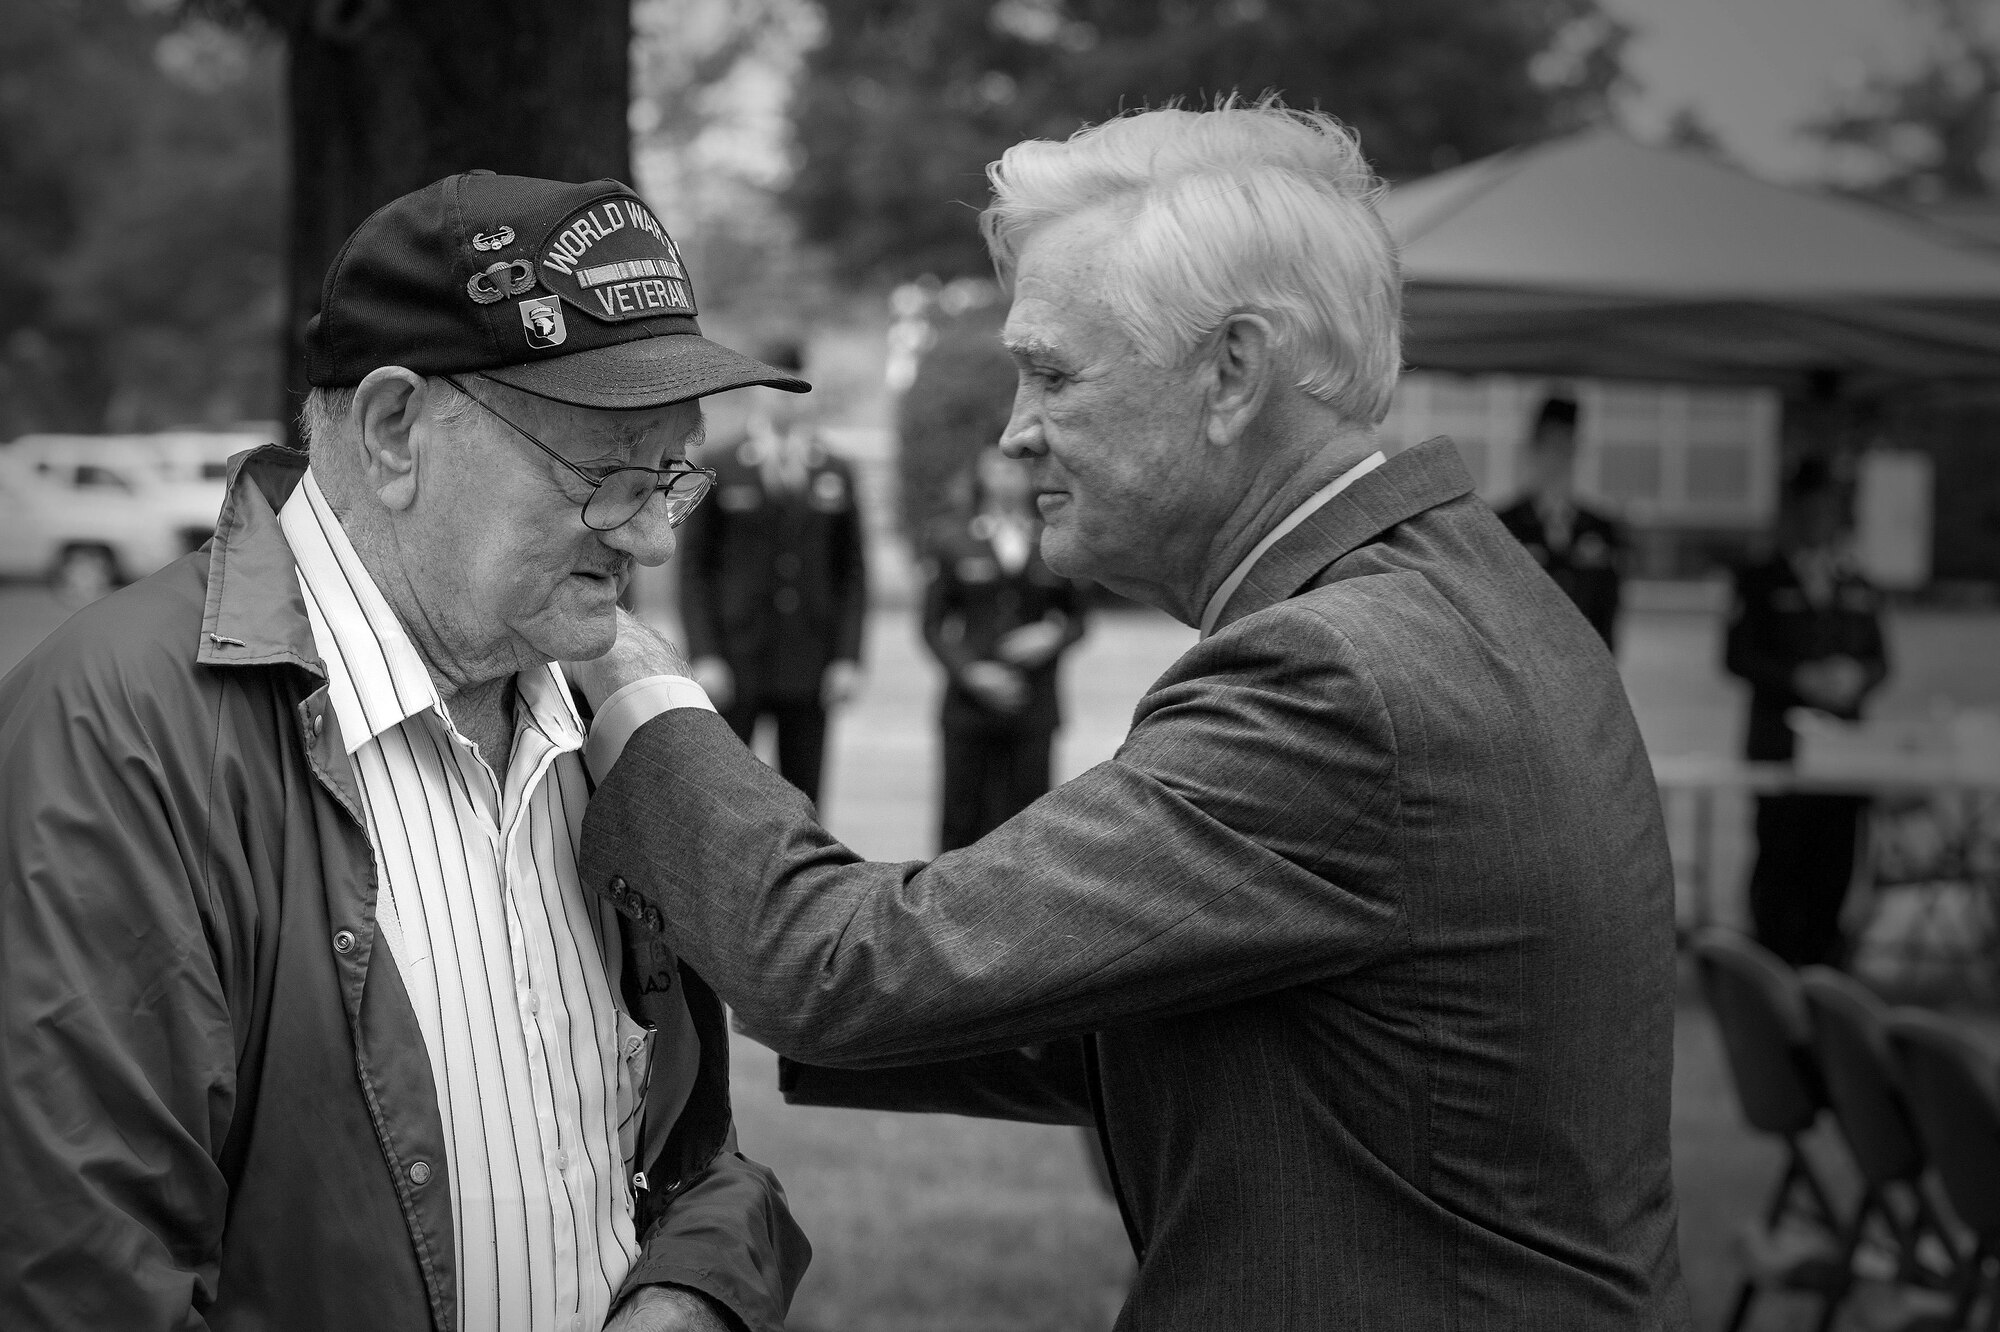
605;1283;736;1332
567;609;692;711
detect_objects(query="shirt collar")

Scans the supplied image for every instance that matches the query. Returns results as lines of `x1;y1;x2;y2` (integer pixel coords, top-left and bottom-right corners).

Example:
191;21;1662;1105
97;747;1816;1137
1199;451;1386;639
514;659;587;753
280;470;442;752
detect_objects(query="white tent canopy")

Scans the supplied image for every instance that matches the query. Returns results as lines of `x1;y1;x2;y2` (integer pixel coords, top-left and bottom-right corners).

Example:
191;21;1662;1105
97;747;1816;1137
1381;130;2000;391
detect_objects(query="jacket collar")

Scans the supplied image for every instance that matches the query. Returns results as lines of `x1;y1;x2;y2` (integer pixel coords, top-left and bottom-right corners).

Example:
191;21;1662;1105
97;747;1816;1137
198;444;322;676
195;444;374;824
1209;436;1475;635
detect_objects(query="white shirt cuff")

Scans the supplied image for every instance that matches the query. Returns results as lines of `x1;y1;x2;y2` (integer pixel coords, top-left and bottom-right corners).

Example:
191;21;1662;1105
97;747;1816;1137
583;674;714;783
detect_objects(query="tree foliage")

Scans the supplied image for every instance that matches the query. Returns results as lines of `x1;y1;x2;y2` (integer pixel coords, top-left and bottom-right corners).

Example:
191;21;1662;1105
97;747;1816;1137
784;0;1629;281
1805;0;1999;201
234;0;633;444
630;0;834;321
0;1;283;437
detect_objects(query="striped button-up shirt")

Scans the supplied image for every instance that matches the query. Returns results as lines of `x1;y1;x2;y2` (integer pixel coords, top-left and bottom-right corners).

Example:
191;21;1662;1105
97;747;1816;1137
281;471;652;1332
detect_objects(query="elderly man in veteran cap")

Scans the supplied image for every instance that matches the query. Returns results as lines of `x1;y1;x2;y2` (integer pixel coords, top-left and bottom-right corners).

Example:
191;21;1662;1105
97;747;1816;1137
570;102;1691;1329
0;172;809;1332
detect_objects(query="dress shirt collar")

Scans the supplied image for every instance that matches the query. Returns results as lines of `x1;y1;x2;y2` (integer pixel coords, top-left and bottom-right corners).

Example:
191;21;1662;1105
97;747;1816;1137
279;469;582;756
1198;450;1387;639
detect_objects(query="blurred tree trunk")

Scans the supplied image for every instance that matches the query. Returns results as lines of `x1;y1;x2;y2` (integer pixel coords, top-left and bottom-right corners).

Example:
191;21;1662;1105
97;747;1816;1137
253;0;632;446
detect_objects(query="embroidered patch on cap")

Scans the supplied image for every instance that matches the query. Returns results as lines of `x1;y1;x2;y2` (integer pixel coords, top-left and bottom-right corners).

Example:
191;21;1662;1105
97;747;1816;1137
537;195;696;323
519;295;567;348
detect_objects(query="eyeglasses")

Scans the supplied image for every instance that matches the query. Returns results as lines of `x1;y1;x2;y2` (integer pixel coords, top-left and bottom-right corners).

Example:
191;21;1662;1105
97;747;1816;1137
444;374;716;531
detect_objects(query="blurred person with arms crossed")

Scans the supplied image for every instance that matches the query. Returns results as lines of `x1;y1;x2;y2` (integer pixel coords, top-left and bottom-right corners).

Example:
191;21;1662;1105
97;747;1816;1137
571;101;1689;1329
1497;393;1626;652
922;445;1088;852
1725;456;1889;966
0;173;809;1332
675;339;868;807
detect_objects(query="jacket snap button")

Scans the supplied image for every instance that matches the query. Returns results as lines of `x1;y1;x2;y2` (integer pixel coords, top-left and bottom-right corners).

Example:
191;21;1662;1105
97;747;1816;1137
408;1160;431;1185
310;712;324;738
333;929;356;954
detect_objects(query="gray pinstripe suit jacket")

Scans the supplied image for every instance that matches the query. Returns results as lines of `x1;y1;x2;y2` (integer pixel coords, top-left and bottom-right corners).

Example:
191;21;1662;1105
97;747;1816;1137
581;438;1691;1330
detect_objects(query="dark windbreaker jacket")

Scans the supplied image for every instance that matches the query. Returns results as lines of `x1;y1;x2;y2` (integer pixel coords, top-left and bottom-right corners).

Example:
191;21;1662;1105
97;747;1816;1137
0;446;809;1331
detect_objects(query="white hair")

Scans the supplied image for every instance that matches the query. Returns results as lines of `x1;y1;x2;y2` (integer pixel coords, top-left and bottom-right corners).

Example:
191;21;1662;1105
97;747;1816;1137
297;375;481;456
981;97;1403;425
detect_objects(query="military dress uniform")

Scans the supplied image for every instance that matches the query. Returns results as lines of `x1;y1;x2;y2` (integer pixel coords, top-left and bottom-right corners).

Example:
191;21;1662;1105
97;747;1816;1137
677;433;867;805
920;510;1086;852
1497;495;1625;650
1724;548;1889;966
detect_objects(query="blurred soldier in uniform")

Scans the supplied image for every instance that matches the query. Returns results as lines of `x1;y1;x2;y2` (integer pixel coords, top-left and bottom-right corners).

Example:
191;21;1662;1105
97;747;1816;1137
1498;395;1625;650
677;341;868;806
1725;457;1889;966
921;446;1087;852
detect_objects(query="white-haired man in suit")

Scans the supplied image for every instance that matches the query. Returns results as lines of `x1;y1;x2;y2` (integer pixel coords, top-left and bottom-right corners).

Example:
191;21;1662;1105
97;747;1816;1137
570;100;1691;1330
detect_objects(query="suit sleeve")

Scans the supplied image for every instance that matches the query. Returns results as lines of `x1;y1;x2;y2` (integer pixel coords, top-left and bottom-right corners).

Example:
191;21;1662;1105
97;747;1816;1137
581;601;1401;1067
621;1141;810;1332
0;642;234;1330
830;459;868;665
777;1040;1095;1126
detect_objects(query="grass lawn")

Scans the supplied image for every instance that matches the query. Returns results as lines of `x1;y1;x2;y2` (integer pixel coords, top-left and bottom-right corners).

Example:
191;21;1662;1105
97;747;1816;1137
729;1036;1134;1332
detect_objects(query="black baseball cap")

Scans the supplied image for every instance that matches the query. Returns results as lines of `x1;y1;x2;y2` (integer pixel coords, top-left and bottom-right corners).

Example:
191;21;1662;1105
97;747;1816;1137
303;171;809;409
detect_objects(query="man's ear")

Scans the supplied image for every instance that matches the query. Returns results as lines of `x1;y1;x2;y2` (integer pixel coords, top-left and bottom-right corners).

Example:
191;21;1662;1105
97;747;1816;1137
351;367;430;513
1203;313;1277;449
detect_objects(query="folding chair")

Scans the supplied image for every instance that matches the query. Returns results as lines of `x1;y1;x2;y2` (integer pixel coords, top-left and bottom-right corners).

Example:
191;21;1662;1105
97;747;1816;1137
1694;928;1840;1332
1800;967;1960;1329
1888;1012;2000;1332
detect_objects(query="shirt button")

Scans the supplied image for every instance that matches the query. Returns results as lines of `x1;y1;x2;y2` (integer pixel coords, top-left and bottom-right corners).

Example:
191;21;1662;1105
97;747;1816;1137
408;1160;432;1185
625;1033;646;1057
332;929;356;954
523;992;540;1016
552;1150;570;1172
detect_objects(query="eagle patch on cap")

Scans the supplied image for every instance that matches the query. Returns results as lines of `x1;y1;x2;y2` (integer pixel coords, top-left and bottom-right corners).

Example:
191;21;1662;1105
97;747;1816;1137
537;196;697;323
519;295;567;348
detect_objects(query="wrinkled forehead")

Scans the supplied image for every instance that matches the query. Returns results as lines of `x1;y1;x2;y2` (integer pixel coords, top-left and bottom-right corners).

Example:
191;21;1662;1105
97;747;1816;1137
1000;280;1122;365
1001;208;1139;360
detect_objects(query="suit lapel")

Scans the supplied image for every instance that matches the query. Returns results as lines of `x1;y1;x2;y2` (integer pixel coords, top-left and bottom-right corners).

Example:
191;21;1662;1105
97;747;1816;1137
1213;437;1475;633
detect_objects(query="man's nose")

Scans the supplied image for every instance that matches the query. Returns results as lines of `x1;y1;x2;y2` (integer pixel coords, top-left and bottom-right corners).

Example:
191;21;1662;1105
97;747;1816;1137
998;392;1044;459
602;497;677;567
